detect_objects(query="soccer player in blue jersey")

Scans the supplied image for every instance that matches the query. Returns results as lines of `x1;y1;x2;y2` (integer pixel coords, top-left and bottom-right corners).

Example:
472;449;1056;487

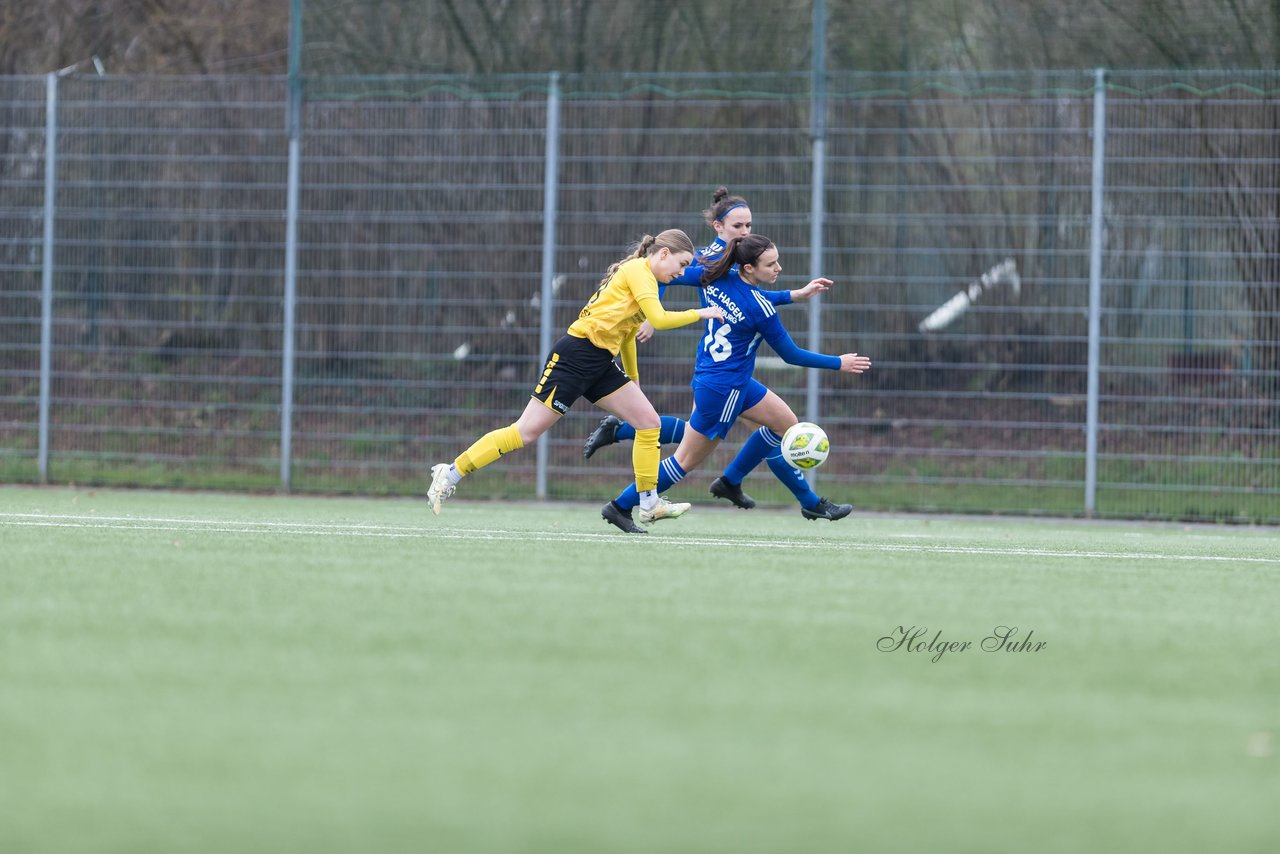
583;187;828;509
599;234;871;534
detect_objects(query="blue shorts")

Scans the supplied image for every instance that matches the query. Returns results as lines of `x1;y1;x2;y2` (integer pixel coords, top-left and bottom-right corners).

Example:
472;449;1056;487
688;378;769;440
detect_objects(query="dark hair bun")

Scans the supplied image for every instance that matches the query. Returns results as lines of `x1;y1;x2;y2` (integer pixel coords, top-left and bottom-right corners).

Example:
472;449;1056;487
712;186;729;203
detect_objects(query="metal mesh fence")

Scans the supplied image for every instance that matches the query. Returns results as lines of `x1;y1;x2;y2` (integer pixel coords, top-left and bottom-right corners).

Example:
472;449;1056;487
46;76;287;487
2;70;1277;521
1097;73;1280;519
822;74;1099;514
292;88;554;492
0;78;45;481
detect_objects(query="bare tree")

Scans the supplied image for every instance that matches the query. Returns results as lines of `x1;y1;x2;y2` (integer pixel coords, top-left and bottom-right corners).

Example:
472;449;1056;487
0;0;287;75
5;0;1280;77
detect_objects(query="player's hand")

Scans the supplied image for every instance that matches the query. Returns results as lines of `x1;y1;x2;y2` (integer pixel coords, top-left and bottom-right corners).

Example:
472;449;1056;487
635;320;657;343
698;306;725;321
792;278;832;300
838;353;871;373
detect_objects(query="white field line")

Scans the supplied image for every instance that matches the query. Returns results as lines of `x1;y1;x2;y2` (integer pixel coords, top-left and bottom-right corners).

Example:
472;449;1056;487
2;512;1278;565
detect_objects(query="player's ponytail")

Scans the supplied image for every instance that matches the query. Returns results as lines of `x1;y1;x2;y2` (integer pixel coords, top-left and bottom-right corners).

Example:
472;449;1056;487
597;229;695;291
701;234;774;285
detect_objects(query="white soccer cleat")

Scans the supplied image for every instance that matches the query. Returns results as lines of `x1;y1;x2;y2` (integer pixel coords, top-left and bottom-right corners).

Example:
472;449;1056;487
427;463;456;515
637;496;691;526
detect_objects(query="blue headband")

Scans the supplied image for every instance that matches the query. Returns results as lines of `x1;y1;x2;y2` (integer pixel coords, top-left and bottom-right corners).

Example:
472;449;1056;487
716;203;749;221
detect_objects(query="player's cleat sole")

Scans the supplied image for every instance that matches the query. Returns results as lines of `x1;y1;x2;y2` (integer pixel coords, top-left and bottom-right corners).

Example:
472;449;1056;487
602;501;647;534
583;415;623;460
801;497;853;521
709;476;756;509
427;463;456;515
637;497;691;526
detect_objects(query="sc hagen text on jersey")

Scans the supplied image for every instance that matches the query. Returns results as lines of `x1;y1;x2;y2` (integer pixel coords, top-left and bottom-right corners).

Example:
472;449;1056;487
693;270;786;391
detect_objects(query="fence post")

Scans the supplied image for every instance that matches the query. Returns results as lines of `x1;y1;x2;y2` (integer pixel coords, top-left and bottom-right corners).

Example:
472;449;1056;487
280;0;303;490
806;0;827;484
535;71;561;500
1085;67;1107;515
38;72;59;484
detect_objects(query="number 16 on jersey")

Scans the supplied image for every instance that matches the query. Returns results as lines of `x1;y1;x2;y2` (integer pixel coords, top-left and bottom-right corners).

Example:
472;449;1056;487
703;321;732;363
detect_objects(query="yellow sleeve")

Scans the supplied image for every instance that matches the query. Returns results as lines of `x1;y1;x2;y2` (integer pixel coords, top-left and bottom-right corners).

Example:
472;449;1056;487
636;292;702;330
619;330;639;382
623;261;702;331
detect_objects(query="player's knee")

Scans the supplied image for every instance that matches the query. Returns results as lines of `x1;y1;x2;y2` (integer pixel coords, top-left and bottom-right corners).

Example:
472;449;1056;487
509;419;541;446
631;415;661;432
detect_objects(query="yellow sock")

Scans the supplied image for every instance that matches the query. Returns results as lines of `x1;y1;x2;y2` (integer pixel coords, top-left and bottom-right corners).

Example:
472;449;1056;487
632;426;661;492
455;424;524;475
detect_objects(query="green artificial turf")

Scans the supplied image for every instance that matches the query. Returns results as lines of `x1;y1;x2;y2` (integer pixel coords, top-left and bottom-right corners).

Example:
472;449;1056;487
1;486;1277;853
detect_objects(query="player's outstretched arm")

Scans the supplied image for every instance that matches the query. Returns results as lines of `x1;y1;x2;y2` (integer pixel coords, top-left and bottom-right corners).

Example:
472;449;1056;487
762;321;841;370
638;293;724;330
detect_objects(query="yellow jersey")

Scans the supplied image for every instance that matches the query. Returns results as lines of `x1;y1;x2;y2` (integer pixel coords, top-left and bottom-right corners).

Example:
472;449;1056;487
566;257;702;379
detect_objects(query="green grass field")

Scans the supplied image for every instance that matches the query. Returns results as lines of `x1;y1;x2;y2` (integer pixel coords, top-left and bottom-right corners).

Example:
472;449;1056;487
2;486;1277;853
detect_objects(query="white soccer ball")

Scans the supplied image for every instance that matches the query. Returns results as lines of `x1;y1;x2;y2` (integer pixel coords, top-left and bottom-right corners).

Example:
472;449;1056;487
780;422;830;470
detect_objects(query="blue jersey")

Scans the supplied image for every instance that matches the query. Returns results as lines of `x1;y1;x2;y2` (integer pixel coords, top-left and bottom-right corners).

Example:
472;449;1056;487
694;270;841;391
695;236;728;266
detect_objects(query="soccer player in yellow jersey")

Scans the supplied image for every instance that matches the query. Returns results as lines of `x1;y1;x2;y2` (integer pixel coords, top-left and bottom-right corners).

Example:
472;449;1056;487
427;229;725;524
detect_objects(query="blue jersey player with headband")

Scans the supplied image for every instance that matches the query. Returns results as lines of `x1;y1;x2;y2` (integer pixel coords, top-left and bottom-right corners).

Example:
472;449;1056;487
600;234;872;534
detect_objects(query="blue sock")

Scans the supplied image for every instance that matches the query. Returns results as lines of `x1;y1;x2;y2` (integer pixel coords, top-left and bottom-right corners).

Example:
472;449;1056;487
614;483;641;511
766;451;821;510
658;456;687;492
722;427;779;485
662;416;686;445
615;415;685;445
614;456;688;511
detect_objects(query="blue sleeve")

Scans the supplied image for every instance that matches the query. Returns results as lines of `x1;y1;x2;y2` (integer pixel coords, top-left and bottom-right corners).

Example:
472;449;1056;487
761;315;841;370
761;288;792;306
